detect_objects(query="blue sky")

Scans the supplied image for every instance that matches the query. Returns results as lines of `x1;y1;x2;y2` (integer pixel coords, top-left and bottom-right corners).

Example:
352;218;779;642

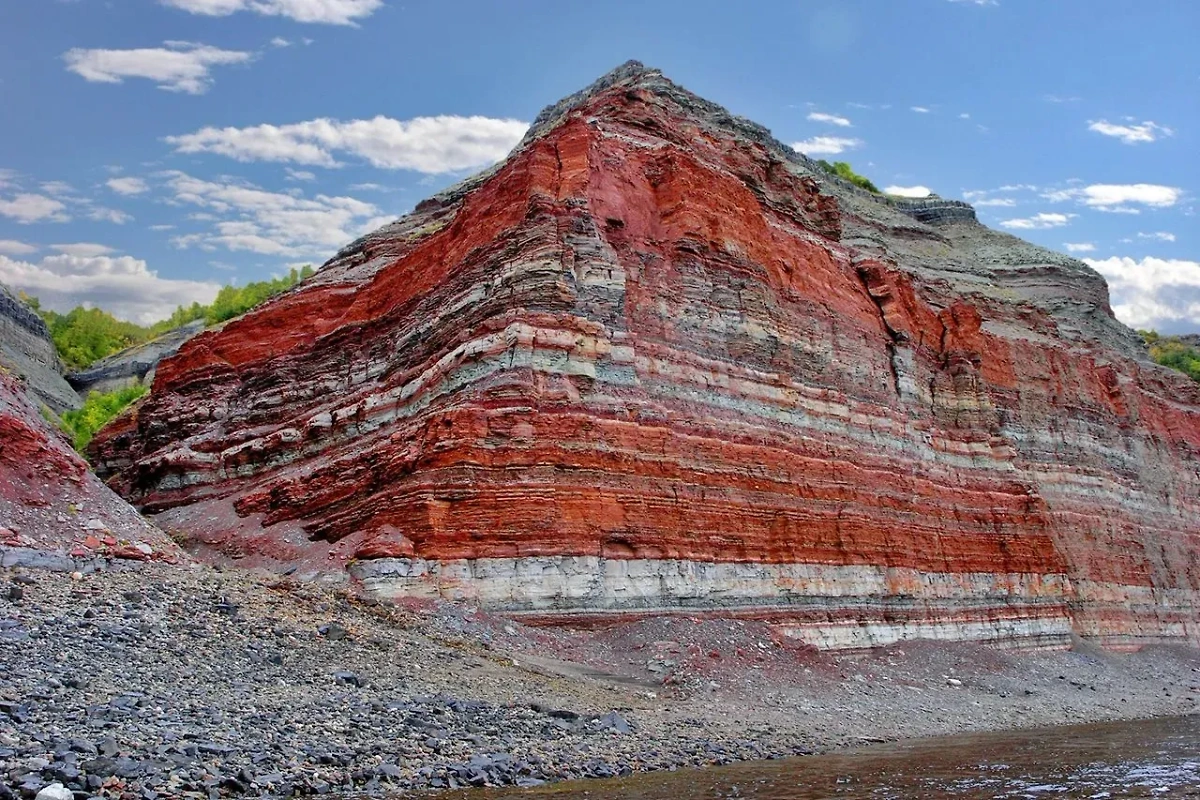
1;0;1197;332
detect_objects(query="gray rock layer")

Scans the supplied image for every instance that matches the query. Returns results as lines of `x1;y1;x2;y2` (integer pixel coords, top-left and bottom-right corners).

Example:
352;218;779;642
0;286;79;415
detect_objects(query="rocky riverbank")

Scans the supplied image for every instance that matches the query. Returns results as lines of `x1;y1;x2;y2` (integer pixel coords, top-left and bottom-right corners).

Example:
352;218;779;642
2;560;1198;798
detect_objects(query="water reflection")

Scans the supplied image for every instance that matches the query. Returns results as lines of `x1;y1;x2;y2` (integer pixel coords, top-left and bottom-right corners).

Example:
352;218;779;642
456;715;1200;799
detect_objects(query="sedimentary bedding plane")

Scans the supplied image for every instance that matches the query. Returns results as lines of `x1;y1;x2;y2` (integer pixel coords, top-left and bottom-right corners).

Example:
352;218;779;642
88;62;1200;651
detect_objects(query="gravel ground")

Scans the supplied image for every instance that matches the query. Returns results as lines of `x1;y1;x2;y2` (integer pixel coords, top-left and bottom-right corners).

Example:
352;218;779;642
2;560;1198;799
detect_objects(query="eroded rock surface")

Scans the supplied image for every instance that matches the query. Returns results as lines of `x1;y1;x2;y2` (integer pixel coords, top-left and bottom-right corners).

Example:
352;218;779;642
0;370;181;563
91;62;1200;650
0;285;79;415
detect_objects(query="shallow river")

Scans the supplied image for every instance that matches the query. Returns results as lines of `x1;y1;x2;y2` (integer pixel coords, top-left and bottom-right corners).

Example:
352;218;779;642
456;715;1200;799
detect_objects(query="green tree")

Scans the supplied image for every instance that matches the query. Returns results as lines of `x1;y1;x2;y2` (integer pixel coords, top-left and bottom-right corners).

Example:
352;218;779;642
60;383;149;451
1140;330;1200;383
814;159;880;194
16;264;316;369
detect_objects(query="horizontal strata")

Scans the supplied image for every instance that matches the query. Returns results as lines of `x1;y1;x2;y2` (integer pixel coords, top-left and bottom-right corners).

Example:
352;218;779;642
93;63;1200;652
350;556;1075;650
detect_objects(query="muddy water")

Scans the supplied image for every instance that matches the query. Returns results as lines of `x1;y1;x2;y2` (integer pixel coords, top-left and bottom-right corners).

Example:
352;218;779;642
462;715;1200;799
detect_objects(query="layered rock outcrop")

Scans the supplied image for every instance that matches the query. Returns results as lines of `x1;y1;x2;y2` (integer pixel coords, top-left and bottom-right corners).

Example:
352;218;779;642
68;319;207;397
0;370;181;564
91;62;1200;650
0;285;80;415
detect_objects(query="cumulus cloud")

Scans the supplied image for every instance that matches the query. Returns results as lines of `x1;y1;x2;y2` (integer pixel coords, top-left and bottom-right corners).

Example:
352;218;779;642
1087;119;1174;145
999;212;1076;230
910;106;931;114
50;243;116;258
1138;231;1176;242
162;170;388;258
1086;256;1200;331
973;198;1017;207
159;0;382;25
806;112;852;127
165;115;529;174
63;42;253;94
86;207;134;224
792;136;863;156
884;185;932;198
0;240;38;256
0;193;70;224
0;252;220;324
40;181;77;197
107;177;149;195
1043;183;1183;211
285;168;316;181
1063;242;1096;253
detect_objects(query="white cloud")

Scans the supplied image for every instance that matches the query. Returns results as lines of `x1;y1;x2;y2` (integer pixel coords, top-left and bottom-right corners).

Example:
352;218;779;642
973;198;1017;207
1138;231;1176;242
959;112;971;119
1043;183;1183;210
50;243;116;258
87;207;134;224
285;168;316;181
884;185;932;198
159;0;383;25
792;136;863;156
40;181;77;197
0;240;37;256
1087;119;1173;145
999;212;1076;230
107;177;149;195
910;106;931;114
166;114;529;174
807;112;852;127
0;193;70;224
1063;242;1096;253
1043;94;1081;104
63;41;253;94
162;170;386;258
0;252;220;324
149;224;176;231
270;37;291;47
1086;256;1200;330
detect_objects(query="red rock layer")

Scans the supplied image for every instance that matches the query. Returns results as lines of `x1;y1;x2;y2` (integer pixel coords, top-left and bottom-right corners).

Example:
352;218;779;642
0;371;181;562
90;65;1200;648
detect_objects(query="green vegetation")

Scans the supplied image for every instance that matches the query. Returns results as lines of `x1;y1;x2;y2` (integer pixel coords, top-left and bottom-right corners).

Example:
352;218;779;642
814;159;881;194
22;298;152;372
60;383;149;451
18;265;314;371
205;265;314;324
1140;331;1200;383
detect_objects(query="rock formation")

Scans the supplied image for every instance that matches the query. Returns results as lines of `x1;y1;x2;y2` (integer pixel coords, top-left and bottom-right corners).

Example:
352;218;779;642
0;285;80;415
68;319;207;397
0;369;181;565
91;62;1200;650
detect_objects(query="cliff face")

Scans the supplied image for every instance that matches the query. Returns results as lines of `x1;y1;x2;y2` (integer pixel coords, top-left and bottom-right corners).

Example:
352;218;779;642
0;285;80;415
91;63;1200;650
